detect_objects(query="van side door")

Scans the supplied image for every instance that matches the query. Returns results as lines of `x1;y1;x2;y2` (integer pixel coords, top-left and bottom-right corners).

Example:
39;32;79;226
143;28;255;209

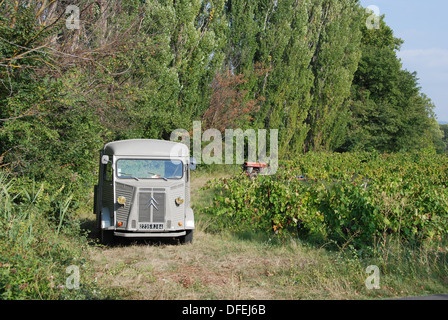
100;156;115;228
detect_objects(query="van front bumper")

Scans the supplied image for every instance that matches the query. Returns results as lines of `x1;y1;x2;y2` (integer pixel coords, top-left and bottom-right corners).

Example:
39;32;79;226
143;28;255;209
113;230;187;238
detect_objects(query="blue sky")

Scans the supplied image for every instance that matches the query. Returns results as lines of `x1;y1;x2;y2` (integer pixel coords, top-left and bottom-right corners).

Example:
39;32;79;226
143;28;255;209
360;0;448;122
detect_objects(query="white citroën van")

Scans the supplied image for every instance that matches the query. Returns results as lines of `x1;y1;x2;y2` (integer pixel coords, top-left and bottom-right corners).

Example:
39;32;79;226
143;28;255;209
94;139;196;244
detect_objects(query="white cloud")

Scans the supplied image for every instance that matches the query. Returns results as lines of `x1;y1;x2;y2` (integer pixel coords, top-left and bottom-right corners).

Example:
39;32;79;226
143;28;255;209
398;48;448;78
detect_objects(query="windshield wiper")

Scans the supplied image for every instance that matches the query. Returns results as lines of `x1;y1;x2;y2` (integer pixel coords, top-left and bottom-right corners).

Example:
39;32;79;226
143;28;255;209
147;171;168;181
119;173;140;181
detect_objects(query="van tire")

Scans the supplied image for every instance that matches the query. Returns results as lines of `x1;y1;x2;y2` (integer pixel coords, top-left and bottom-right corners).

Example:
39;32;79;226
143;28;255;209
180;230;193;244
100;229;115;245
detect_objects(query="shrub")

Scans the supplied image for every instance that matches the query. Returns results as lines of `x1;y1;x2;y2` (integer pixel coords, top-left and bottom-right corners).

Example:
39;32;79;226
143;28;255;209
202;152;448;248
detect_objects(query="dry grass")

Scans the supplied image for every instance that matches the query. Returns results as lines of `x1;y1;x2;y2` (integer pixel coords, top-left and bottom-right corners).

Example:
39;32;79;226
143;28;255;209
89;229;316;300
88;227;387;300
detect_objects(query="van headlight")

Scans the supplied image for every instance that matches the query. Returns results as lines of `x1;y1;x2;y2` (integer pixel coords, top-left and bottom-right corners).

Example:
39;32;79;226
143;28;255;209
117;196;126;205
175;197;184;206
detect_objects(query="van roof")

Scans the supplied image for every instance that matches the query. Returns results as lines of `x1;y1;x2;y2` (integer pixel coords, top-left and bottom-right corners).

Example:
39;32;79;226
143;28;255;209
103;139;189;157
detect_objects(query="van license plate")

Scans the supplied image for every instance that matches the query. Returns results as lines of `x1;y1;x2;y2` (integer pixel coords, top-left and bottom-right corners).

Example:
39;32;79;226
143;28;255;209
139;223;164;230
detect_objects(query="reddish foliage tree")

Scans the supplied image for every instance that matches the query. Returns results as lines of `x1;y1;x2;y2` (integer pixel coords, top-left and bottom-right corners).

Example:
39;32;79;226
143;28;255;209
203;64;268;132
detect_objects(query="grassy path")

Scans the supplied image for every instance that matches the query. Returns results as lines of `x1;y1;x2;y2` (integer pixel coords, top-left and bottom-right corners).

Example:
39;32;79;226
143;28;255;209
87;224;371;300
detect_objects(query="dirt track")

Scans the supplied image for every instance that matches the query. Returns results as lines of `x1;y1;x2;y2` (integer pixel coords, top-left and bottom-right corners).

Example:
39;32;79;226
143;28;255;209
84;172;303;300
88;229;301;300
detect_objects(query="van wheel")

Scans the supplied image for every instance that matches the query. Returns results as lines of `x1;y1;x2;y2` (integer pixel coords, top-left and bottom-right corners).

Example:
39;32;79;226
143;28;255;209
180;230;193;244
100;229;115;245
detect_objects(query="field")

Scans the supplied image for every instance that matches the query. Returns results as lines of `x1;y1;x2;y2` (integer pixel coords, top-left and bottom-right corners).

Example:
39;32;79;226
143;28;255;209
87;155;448;300
2;153;448;300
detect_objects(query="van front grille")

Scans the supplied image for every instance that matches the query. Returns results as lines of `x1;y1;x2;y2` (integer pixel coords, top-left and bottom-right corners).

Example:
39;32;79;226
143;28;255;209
138;190;166;224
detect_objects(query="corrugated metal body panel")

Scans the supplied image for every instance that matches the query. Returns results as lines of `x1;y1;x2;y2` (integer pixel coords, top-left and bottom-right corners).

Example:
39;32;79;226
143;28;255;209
169;185;185;227
115;182;135;228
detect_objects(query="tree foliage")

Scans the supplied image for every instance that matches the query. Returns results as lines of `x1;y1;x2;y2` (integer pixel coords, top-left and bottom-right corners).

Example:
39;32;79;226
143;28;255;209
342;12;443;153
0;0;444;204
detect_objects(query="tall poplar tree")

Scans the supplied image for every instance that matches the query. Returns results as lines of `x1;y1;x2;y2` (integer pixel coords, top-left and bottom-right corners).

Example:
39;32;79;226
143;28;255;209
304;0;363;152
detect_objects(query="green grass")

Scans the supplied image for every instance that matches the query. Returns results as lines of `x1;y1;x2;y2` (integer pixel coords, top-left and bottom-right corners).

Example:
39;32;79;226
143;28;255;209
0;172;120;300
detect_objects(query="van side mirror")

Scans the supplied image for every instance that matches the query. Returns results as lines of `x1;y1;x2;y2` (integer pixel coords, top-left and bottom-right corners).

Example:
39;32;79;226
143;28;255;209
190;157;197;171
101;155;110;165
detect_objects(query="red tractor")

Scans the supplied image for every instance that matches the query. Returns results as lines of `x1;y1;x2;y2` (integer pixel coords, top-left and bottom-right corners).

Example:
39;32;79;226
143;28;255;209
243;162;269;179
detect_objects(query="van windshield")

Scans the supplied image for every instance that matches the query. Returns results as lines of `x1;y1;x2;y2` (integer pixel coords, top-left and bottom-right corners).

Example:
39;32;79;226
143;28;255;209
116;159;183;180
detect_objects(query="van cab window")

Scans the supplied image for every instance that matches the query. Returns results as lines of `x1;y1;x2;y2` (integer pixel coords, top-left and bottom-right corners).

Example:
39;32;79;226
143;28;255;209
116;159;183;180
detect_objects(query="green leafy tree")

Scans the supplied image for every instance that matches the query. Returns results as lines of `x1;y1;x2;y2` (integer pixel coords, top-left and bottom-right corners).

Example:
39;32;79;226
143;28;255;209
223;0;363;157
304;0;363;152
344;12;442;153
